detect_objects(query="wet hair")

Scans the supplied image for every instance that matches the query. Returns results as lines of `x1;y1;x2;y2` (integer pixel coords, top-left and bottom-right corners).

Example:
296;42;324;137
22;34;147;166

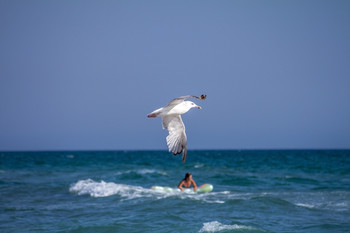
184;172;192;180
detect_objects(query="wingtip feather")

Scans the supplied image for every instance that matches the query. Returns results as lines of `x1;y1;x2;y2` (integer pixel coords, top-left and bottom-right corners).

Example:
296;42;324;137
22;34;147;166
199;94;207;100
182;147;187;163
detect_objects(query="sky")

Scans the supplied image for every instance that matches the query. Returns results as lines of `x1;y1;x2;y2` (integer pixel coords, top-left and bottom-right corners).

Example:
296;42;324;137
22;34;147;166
1;0;349;151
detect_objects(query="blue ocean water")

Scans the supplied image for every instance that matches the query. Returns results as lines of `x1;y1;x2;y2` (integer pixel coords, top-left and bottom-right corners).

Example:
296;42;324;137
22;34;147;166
1;150;349;233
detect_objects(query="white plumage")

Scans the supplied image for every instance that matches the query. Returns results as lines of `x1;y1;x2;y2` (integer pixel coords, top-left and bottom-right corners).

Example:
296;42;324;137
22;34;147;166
147;95;206;162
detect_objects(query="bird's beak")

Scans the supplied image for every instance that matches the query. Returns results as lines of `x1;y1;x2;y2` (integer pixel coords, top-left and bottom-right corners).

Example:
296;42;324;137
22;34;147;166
197;105;202;109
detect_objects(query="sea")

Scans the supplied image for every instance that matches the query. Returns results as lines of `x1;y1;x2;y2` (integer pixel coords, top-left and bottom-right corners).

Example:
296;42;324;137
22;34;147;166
1;150;349;233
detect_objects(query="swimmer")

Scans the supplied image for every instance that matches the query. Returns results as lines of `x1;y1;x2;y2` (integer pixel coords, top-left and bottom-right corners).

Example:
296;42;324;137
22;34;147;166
177;172;197;192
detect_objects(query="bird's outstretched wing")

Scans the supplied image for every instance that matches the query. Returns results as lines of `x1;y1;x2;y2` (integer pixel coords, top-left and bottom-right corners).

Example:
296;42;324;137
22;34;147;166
167;94;207;107
162;115;187;162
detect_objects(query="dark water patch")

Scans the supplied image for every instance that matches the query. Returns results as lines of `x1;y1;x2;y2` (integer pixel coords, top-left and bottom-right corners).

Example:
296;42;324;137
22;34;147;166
221;176;260;186
118;172;144;180
302;223;350;233
250;195;296;209
279;175;320;185
64;224;126;233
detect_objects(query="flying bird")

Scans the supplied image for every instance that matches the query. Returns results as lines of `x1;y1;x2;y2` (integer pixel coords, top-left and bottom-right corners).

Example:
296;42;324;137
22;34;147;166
147;94;207;162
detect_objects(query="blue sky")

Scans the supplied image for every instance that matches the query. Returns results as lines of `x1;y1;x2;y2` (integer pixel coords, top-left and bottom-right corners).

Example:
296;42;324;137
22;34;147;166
1;0;349;151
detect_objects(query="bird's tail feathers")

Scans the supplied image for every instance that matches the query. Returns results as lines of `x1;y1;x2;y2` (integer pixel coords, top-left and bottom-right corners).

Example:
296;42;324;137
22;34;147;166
147;113;158;118
147;108;163;118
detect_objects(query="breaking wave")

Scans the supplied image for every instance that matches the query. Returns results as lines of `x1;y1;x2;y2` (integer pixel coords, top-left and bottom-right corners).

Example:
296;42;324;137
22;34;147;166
69;179;150;198
69;179;225;203
199;221;265;232
115;169;168;176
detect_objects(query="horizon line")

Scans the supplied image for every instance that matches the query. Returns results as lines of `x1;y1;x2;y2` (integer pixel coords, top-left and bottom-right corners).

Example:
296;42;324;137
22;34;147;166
1;148;349;153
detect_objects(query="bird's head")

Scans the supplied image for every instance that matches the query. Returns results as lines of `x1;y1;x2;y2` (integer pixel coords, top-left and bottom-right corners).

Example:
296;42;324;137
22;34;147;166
186;101;202;110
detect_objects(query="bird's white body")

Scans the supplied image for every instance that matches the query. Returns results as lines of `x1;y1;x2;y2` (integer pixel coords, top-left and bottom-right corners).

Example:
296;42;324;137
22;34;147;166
147;95;206;163
149;101;198;117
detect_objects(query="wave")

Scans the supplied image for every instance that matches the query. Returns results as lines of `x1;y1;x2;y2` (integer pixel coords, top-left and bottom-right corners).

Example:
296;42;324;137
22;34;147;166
281;175;320;185
115;169;168;176
222;191;350;212
295;203;316;209
69;179;227;203
199;221;265;232
282;190;350;212
295;199;350;212
69;180;350;212
194;163;205;168
69;179;151;198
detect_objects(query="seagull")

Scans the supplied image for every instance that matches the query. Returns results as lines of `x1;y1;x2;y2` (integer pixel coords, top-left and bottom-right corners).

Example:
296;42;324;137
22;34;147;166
147;94;207;163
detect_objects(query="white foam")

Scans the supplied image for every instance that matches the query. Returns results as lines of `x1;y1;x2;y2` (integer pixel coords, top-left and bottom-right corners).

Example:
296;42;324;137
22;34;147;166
194;163;204;168
295;203;316;209
177;191;260;204
285;191;350;212
295;201;340;211
137;169;168;176
199;221;257;232
69;179;239;204
180;192;229;204
69;179;150;198
115;169;168;176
